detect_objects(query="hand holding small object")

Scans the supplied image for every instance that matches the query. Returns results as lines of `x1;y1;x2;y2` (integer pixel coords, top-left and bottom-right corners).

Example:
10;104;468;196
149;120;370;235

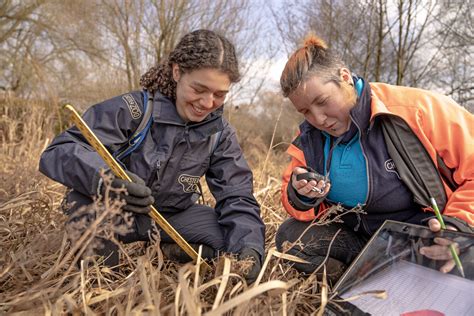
292;167;330;198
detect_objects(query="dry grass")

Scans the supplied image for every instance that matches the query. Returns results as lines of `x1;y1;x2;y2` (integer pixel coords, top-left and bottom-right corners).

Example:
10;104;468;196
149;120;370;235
0;96;356;315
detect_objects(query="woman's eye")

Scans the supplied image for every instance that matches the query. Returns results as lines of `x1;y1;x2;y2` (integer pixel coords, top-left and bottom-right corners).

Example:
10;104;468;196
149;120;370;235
318;97;329;106
193;87;205;94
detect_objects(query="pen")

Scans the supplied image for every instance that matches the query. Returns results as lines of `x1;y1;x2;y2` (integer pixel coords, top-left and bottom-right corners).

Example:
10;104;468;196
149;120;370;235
429;197;465;278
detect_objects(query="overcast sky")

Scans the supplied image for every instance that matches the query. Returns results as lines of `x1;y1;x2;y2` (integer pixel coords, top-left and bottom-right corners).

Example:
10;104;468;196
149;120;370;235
232;0;290;102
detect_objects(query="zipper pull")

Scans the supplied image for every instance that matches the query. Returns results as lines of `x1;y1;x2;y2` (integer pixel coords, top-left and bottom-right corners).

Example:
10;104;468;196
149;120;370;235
155;160;162;183
367;121;375;135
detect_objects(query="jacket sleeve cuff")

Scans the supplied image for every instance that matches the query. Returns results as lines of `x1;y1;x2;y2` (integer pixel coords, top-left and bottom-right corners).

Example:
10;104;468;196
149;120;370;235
422;215;473;234
92;166;111;197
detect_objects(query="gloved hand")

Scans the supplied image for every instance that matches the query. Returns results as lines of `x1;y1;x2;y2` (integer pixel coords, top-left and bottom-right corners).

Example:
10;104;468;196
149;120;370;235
101;171;154;214
238;248;262;284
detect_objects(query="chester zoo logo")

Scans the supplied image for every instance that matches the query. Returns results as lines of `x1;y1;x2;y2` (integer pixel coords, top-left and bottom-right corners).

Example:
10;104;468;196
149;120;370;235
122;93;142;119
178;174;200;193
384;159;401;179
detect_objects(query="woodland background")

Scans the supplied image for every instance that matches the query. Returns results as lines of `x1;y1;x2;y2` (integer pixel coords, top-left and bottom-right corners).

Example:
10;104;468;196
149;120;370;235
1;0;472;314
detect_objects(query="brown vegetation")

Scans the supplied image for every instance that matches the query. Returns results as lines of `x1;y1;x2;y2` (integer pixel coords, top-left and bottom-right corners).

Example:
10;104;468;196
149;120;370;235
2;1;471;313
0;96;353;315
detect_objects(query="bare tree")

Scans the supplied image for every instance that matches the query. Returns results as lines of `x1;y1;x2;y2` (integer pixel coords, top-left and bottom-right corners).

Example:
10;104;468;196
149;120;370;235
142;0;188;65
386;0;437;85
1;0;274;107
271;0;472;109
0;0;105;97
99;0;146;90
1;0;47;93
417;0;473;109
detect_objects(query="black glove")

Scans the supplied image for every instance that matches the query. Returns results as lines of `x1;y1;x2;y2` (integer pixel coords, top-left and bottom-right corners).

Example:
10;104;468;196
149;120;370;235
238;248;262;284
101;171;154;214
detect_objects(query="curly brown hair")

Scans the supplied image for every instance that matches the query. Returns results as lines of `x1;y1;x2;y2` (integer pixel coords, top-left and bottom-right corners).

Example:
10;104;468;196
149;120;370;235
140;29;240;98
280;34;346;97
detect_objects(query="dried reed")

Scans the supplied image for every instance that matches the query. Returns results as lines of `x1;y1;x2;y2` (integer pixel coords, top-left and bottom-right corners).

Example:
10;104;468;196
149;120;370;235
0;97;371;315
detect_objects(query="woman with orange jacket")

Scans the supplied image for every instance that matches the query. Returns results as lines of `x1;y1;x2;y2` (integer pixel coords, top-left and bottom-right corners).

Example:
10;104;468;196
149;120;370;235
275;34;474;282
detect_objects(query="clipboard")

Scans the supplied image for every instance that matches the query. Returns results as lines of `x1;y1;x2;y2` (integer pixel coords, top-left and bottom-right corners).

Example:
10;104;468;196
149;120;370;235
331;220;474;315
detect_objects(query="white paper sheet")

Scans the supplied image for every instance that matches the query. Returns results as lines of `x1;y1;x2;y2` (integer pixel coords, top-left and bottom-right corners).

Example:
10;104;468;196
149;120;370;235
340;260;474;316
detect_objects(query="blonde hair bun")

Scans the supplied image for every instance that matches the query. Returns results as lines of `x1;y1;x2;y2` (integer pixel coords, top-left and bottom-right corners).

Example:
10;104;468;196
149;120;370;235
303;34;327;50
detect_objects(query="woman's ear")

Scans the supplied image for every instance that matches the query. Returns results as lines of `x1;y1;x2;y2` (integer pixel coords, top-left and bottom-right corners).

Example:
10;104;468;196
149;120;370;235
339;68;353;85
172;64;181;82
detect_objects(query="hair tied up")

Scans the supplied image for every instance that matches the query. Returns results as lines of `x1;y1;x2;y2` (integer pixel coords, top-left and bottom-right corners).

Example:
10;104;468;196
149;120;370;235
303;34;327;50
280;32;344;97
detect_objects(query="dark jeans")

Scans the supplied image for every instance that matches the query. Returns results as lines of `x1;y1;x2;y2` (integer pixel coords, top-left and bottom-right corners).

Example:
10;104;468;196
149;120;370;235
64;190;226;266
275;218;368;283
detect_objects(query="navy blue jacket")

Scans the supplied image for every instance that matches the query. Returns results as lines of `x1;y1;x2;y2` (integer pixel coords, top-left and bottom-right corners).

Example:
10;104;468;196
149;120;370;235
293;82;424;235
39;91;265;256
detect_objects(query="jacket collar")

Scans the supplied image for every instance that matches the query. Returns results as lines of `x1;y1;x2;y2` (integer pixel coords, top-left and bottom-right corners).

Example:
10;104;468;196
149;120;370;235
348;75;372;136
150;92;224;141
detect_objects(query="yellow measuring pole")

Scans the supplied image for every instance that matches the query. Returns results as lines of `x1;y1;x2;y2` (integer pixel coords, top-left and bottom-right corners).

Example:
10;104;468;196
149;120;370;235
64;104;210;269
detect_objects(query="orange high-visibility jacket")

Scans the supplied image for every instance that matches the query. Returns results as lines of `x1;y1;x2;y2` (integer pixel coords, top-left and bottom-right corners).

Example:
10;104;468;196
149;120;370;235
281;83;474;226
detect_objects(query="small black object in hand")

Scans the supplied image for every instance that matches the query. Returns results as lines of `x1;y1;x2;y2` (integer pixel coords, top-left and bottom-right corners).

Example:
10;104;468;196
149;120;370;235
296;172;326;183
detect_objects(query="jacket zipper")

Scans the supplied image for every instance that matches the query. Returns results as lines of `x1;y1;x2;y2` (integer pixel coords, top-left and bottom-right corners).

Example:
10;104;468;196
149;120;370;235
350;114;370;207
350;115;372;235
183;124;192;149
147;159;162;187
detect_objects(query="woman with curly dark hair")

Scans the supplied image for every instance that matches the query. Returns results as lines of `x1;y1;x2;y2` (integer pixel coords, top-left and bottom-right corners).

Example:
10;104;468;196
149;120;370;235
40;29;264;283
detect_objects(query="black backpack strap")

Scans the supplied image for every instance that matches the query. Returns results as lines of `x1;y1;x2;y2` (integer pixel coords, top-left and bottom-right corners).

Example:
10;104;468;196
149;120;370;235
132;91;153;139
380;115;447;210
114;90;154;161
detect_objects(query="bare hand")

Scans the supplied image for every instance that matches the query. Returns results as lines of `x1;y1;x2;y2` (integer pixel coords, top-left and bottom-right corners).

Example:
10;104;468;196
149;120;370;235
291;167;330;199
419;218;459;274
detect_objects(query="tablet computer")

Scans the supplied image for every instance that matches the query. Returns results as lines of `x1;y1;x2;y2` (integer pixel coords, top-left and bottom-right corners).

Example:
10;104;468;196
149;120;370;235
331;220;473;315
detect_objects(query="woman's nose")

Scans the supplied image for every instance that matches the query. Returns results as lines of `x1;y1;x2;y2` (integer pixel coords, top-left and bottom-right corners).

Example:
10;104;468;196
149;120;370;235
311;109;327;126
200;93;215;109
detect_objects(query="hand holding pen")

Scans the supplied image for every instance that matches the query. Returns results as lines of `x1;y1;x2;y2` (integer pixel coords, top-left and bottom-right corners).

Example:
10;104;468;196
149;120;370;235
419;198;465;278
